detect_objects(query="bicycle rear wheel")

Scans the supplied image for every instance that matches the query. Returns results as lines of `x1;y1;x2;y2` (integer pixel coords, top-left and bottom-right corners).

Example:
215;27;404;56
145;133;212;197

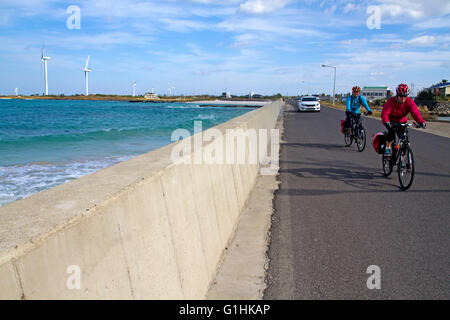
356;126;366;152
382;154;393;176
398;146;414;190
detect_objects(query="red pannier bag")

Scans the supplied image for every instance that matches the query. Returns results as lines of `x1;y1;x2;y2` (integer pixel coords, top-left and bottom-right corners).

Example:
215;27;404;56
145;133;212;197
340;120;346;134
372;132;386;154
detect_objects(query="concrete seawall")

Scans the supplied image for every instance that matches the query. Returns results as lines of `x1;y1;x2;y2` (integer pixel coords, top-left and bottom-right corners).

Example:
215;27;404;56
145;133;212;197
0;100;283;299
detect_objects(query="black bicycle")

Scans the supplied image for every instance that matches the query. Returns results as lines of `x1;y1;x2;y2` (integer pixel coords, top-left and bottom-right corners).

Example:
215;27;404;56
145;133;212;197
344;113;367;152
382;122;423;190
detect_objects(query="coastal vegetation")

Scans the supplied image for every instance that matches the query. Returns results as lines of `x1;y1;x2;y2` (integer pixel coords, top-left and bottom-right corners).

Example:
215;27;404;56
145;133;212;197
0;93;284;102
415;80;449;103
320;101;438;121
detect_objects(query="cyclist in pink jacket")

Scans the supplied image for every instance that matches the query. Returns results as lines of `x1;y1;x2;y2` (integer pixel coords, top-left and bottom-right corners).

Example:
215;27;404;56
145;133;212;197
381;84;426;155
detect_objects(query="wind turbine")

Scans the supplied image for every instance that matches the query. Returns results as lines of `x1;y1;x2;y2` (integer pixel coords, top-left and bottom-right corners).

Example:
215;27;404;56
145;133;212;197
132;81;136;97
41;48;51;96
84;55;92;96
168;83;175;96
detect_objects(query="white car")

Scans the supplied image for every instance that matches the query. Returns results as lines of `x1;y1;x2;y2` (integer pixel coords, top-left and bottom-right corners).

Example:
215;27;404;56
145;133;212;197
297;96;321;112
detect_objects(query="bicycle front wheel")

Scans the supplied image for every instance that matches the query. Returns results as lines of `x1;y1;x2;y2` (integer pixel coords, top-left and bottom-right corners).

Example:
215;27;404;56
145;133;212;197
356;126;366;152
398;146;414;190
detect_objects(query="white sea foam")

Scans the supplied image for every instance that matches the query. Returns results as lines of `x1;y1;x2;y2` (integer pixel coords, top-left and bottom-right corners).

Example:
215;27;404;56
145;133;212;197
0;155;134;207
166;104;201;109
195;114;216;120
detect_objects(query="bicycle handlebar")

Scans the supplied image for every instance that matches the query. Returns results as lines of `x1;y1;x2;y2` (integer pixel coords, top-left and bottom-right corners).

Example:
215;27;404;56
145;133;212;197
411;122;427;129
394;122;424;129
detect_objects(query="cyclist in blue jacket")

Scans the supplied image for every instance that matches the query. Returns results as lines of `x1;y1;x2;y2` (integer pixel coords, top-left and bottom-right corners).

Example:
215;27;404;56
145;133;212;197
344;86;372;134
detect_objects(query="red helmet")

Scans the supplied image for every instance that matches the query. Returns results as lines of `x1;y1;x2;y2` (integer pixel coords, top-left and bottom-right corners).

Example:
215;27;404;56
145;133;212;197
352;86;361;94
396;84;410;97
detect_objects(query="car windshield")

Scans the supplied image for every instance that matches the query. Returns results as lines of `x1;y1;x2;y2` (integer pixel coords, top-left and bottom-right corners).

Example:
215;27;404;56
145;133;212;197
302;98;317;101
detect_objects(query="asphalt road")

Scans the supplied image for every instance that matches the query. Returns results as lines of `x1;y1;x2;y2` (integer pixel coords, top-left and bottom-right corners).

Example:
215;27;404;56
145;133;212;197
264;101;450;299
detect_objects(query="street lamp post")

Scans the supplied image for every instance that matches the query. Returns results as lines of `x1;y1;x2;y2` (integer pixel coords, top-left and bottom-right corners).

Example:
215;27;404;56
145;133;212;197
300;80;305;96
322;64;336;105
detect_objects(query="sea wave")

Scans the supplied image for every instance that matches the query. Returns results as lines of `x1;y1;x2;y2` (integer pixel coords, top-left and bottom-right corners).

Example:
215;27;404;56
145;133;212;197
0;127;160;145
0;99;253;206
0;156;133;207
166;104;201;109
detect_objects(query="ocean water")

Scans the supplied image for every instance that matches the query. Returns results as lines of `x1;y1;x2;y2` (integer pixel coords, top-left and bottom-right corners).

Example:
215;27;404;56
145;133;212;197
0;99;255;206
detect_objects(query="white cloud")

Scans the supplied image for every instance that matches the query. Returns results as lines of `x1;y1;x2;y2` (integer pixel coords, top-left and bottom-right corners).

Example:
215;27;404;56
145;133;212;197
159;18;209;32
273;67;298;75
343;3;358;14
340;35;402;47
193;67;225;76
333;48;450;89
239;0;292;15
55;32;152;49
230;33;259;48
370;71;385;80
414;17;450;30
218;17;327;38
375;0;450;21
80;0;183;19
325;5;337;14
406;35;436;46
189;0;240;4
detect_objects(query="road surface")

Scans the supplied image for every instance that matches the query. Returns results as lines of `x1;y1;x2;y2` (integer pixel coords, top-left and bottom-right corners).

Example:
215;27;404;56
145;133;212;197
264;101;450;299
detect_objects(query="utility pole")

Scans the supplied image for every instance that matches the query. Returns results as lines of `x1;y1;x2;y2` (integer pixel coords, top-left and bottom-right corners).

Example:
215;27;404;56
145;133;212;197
322;64;337;105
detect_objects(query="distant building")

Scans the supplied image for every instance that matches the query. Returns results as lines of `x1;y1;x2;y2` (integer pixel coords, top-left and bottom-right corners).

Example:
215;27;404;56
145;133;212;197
222;91;231;99
361;86;390;102
246;93;263;99
144;92;158;99
429;83;450;97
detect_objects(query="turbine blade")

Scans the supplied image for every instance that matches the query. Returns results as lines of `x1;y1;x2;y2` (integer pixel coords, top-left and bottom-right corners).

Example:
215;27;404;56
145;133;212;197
85;55;90;69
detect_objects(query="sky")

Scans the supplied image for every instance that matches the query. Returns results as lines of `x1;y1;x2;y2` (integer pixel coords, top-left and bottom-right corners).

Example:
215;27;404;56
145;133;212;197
0;0;449;96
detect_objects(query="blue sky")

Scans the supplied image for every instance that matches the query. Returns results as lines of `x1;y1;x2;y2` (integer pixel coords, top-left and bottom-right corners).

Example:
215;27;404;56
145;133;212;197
0;0;449;96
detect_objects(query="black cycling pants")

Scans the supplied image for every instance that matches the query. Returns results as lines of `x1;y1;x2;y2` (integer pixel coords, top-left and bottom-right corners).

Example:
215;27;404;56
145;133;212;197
386;123;406;142
345;111;360;129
